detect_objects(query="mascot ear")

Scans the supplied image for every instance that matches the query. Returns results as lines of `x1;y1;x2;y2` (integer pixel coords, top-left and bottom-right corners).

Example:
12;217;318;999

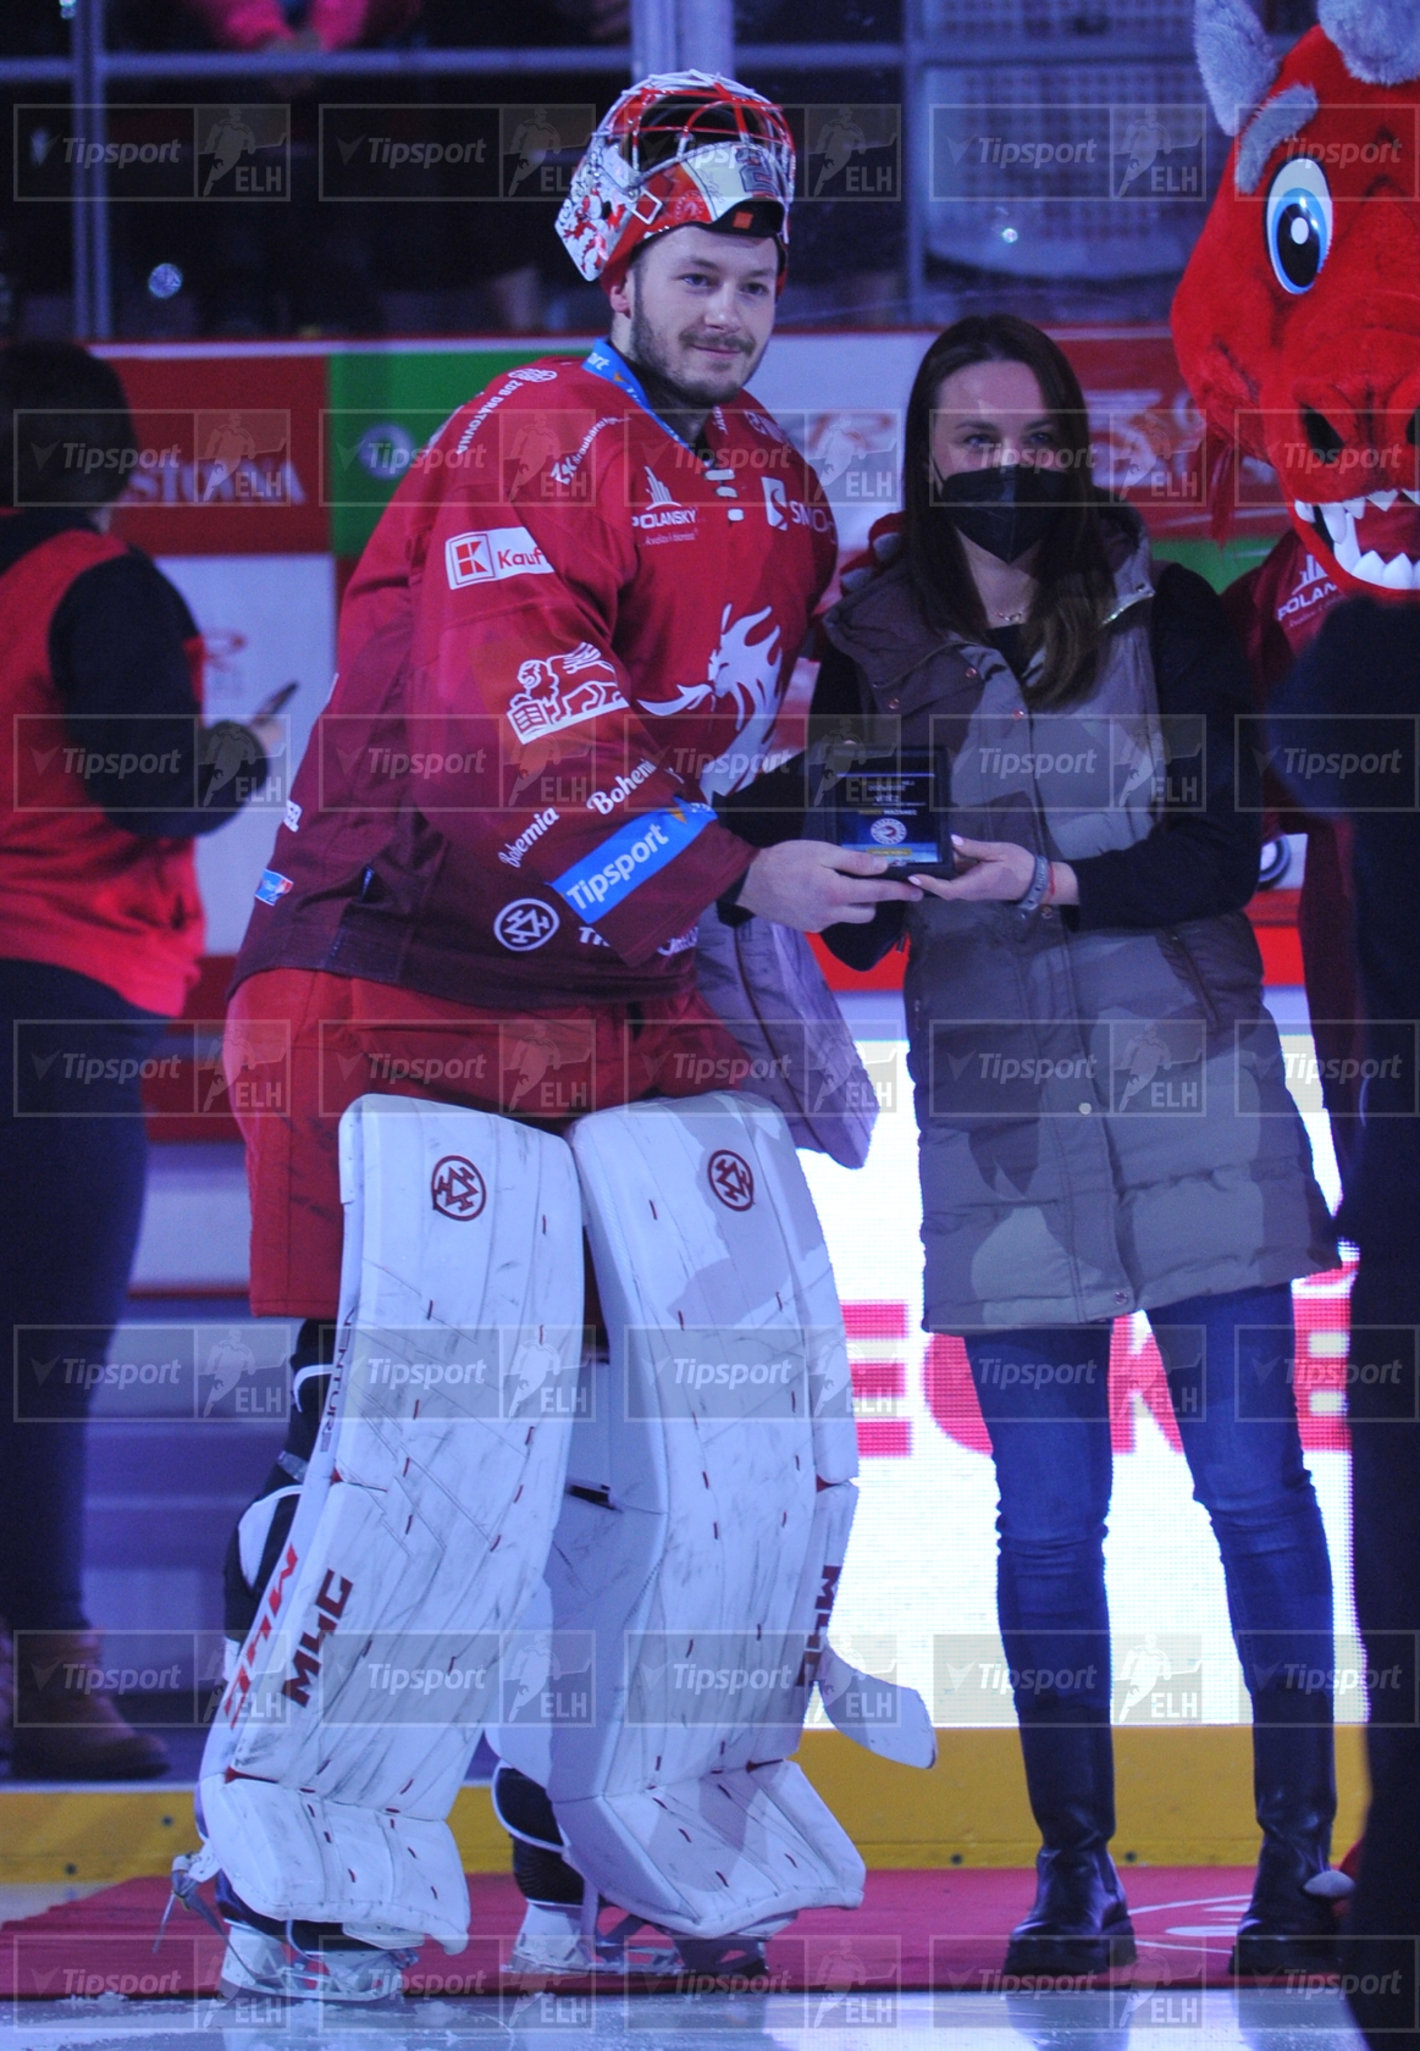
1317;1;1420;86
1195;0;1279;135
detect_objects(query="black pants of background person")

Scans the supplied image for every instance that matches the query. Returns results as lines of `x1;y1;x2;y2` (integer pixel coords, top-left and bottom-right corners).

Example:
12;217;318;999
0;959;166;1639
1343;1254;1420;2051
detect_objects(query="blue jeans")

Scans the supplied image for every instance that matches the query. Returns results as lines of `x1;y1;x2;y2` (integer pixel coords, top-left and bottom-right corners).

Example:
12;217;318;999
964;1284;1335;1738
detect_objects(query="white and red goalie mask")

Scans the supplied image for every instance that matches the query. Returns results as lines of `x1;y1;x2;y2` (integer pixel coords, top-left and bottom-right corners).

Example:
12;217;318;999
555;71;795;291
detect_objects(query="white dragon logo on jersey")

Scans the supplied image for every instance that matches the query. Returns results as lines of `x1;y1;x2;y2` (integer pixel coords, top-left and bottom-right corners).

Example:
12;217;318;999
641;604;783;797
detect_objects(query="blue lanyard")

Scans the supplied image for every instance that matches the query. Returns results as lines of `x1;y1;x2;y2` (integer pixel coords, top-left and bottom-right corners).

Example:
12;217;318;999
583;340;698;451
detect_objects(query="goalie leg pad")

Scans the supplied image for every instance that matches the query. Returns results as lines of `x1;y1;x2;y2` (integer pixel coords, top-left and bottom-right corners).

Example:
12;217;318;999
199;1096;585;1948
537;1093;868;1937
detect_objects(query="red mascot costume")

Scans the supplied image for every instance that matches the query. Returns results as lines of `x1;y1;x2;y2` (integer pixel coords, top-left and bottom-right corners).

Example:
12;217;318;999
1173;0;1420;1183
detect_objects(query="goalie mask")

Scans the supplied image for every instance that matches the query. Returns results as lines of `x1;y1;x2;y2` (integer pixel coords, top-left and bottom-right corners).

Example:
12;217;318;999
556;71;795;289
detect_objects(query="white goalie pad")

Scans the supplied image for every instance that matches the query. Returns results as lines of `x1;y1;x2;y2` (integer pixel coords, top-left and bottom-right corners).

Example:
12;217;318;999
494;1092;931;1940
200;1096;584;1951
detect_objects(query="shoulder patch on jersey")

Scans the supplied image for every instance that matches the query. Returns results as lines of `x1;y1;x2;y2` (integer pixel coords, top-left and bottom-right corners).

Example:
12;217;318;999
445;525;552;588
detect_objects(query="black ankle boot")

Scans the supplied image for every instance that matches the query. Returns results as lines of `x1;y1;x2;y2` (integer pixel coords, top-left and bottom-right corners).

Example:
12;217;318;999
1005;1847;1137;1977
1229;1721;1340;1977
1005;1724;1136;1977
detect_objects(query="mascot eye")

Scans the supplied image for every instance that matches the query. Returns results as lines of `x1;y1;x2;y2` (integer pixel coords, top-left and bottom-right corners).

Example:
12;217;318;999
1265;156;1332;295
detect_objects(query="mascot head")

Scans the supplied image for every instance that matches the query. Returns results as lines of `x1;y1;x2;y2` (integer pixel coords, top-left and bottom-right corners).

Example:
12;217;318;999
1173;1;1420;596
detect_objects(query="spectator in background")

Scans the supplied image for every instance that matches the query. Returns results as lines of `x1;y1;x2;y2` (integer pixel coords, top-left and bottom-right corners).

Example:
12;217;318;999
0;343;274;1778
176;0;421;50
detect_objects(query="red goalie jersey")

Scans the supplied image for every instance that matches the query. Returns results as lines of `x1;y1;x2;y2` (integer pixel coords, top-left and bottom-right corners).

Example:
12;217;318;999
233;342;836;1012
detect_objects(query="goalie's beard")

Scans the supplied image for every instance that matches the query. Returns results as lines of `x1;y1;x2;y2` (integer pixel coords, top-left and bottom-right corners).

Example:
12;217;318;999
624;302;760;446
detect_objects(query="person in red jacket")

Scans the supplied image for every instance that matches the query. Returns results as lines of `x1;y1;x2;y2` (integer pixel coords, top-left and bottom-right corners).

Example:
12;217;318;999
0;343;274;1778
214;73;917;1984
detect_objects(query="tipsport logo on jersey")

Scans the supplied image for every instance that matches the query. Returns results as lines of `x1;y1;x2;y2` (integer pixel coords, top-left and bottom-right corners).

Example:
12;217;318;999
551;805;715;923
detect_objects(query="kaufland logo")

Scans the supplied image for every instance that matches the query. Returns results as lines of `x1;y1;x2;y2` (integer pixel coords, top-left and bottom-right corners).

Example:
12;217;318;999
445;524;552;588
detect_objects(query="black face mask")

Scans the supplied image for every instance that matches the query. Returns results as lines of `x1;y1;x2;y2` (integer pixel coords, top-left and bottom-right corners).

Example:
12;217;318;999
931;461;1073;564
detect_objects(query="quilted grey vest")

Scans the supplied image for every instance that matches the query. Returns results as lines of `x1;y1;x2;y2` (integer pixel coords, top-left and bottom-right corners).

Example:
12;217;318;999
824;531;1335;1331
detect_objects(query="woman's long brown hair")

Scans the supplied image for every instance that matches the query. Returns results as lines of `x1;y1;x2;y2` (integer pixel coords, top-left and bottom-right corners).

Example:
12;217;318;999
900;314;1117;710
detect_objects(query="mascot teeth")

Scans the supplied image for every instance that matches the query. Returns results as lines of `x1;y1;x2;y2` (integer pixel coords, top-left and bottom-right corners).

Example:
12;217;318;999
1306;491;1420;587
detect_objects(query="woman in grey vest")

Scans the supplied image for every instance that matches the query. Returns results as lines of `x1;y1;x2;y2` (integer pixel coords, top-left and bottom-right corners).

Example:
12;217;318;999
817;316;1341;1978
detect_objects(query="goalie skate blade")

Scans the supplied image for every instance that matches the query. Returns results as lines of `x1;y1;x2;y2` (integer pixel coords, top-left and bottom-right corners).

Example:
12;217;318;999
217;1922;410;2005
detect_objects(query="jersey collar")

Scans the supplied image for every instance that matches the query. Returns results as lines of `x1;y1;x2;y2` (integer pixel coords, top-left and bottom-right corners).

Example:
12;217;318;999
583;339;705;451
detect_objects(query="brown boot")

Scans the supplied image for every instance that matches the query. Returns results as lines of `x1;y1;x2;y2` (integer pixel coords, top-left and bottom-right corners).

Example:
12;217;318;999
11;1630;169;1779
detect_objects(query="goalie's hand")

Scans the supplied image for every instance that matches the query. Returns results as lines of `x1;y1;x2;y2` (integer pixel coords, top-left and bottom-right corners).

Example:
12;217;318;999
736;840;923;931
